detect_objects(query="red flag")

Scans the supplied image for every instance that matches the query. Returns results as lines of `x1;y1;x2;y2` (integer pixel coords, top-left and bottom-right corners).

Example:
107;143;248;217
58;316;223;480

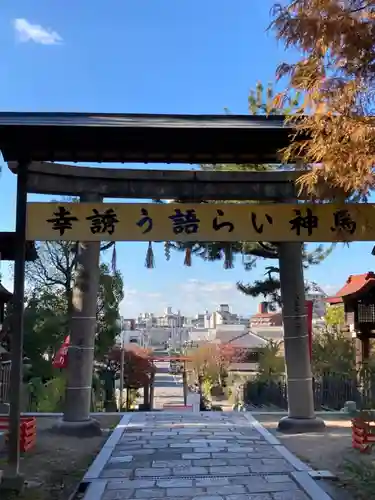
53;335;70;369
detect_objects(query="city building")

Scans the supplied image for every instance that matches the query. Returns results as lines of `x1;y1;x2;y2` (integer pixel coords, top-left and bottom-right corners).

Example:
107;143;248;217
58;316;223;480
190;313;206;329
136;307;186;329
132;307;191;347
136;312;157;329
202;304;249;329
250;302;283;328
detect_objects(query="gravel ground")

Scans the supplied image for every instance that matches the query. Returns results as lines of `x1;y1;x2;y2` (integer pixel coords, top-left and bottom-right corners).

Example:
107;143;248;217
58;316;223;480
255;413;375;500
255;413;353;473
0;415;121;500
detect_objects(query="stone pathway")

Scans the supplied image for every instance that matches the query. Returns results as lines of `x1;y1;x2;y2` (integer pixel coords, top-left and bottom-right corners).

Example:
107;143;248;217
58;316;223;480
83;411;333;500
153;361;185;410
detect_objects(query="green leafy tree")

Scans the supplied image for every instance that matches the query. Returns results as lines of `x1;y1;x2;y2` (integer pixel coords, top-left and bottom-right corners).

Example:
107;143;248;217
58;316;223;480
96;263;124;359
312;329;355;376
1;286;68;379
256;340;285;382
22;288;67;380
325;304;345;331
167;82;333;308
16;241;124;378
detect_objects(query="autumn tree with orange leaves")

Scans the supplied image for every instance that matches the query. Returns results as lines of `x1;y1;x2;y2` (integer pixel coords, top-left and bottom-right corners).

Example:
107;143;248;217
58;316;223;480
270;0;375;200
188;343;245;389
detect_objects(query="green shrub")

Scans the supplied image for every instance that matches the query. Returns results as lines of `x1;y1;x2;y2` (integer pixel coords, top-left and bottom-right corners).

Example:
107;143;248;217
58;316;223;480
28;376;65;412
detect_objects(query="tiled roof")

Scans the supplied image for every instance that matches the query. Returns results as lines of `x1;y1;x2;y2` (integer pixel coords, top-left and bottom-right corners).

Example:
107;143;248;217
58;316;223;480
325;296;343;304
215;330;267;348
251;327;284;341
335;272;375;298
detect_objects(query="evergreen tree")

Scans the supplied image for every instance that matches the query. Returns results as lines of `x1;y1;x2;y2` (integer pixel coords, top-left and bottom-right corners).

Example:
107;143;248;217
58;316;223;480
166;82;333;308
0;241;125;379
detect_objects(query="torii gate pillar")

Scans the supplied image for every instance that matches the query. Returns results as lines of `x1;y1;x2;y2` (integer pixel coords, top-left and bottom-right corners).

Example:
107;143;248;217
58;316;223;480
53;193;102;436
278;242;325;433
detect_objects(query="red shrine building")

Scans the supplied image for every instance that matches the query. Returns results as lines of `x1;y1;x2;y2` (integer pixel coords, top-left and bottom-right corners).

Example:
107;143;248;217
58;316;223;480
327;272;375;367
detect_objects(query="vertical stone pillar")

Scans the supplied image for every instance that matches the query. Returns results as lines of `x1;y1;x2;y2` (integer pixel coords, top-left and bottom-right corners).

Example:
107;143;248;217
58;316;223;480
277;241;325;433
1;161;29;491
55;193;102;436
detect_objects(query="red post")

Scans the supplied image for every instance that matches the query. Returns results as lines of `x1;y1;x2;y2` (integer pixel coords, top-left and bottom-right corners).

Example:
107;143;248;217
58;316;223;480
306;300;313;361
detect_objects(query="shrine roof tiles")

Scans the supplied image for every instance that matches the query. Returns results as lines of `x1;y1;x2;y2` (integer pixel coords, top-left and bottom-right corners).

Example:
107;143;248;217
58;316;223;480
335;272;375;298
325;296;343;305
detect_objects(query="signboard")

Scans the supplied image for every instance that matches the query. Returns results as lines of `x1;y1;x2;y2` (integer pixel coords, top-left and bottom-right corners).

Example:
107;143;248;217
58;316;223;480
26;202;375;243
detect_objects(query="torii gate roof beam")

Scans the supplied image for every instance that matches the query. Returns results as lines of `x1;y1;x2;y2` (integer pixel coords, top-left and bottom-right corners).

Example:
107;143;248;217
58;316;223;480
8;161;302;200
0;112;303;164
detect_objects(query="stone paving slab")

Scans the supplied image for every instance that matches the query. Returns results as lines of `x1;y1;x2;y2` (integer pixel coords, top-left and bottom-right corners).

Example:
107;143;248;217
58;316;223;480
83;412;333;500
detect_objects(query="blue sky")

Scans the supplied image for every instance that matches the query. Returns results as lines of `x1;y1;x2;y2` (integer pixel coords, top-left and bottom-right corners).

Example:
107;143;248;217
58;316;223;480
1;0;374;318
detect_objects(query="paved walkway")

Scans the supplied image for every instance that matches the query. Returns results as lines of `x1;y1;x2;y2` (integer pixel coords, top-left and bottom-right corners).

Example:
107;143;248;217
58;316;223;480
153;361;184;409
83;411;333;500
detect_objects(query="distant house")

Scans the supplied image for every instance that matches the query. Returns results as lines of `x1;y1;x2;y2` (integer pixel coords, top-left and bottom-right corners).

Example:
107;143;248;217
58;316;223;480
188;323;269;355
325;296;343;305
248;302;284;353
250;302;283;328
212;325;268;350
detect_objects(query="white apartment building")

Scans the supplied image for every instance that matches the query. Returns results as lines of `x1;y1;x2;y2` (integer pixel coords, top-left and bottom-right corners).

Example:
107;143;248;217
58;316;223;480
137;307;186;329
203;304;249;329
116;329;149;348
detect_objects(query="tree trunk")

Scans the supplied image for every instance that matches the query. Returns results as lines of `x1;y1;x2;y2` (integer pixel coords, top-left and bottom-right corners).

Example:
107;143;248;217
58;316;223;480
149;372;155;410
278;242;315;420
182;364;188;405
126;387;130;411
143;383;149;406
